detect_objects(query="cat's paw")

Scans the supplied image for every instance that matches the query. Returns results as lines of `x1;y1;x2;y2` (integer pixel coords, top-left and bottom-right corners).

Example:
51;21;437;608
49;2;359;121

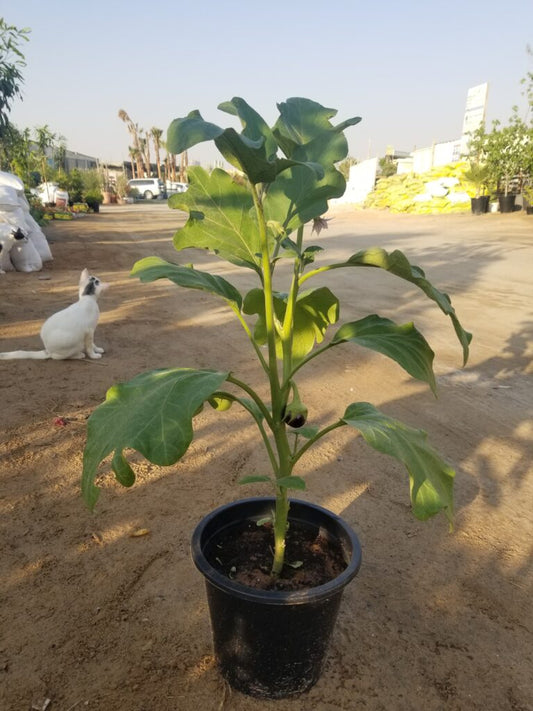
94;345;105;354
89;352;103;359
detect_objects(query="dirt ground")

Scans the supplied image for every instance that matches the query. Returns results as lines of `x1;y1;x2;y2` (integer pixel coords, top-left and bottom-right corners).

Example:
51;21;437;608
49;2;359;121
1;203;532;711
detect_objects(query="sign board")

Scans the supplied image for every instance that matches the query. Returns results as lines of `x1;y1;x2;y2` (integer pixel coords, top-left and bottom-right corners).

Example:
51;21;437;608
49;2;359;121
460;83;489;154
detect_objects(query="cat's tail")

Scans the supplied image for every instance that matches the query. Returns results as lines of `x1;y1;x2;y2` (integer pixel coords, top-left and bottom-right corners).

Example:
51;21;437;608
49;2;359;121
0;350;49;360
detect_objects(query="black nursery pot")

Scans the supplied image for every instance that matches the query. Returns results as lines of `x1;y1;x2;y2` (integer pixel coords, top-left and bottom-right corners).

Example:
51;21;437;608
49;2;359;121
498;194;516;213
191;497;362;699
470;196;489;215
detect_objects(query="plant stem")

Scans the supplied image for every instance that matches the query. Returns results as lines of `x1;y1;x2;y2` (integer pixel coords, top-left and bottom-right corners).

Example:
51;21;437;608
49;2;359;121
250;182;293;577
292;420;346;466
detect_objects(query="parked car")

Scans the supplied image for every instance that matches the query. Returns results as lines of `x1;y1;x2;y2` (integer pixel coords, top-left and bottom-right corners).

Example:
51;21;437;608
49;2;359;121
165;181;188;195
127;178;166;200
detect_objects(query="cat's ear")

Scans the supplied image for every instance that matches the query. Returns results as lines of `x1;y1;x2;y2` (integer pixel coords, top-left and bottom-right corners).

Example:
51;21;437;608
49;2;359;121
80;268;89;283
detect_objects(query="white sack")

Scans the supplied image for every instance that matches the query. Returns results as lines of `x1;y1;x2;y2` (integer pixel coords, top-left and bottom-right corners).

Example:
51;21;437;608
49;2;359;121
9;234;42;272
0;171;25;195
0;185;20;210
0;207;53;262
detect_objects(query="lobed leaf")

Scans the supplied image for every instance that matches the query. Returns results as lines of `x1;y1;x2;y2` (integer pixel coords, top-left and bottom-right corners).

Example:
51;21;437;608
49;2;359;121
342;402;455;523
169;167;263;272
244;286;339;360
166;110;225;155
331;315;437;395
325;247;471;365
82;368;229;509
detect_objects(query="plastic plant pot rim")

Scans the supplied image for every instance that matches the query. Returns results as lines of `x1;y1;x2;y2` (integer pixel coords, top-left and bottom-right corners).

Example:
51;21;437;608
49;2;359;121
191;496;362;606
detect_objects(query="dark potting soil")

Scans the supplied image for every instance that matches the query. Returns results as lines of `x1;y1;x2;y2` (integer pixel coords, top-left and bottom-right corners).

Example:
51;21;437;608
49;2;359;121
205;520;347;591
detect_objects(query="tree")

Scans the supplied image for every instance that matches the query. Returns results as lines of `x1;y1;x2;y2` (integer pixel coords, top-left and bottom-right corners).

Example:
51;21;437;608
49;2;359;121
128;146;138;178
0;19;30;130
150;127;163;179
139;131;151;177
378;156;397;178
118;109;144;177
34;124;57;185
484;112;528;196
337;156;357;180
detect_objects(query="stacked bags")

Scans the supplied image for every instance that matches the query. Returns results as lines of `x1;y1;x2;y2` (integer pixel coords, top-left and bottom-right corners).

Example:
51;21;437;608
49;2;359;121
0;171;53;272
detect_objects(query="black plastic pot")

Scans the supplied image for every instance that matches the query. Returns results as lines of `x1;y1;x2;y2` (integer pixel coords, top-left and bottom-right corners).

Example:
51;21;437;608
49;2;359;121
526;206;533;215
470;196;489;215
498;194;516;213
191;497;362;698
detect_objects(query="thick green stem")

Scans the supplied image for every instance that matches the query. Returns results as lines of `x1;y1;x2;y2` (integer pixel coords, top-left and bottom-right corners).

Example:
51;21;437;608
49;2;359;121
250;183;293;576
272;487;289;576
280;225;305;382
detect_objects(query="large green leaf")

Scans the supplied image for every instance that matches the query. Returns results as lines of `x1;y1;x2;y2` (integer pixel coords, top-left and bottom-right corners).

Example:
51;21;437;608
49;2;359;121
166;110;225;154
331;315;437;395
273;98;361;160
320;247;471;365
244;287;339;360
218;97;279;160
167;103;324;185
82;368;229;509
342;402;455;523
169;167;262;272
264;99;360;230
131;256;243;310
263;164;346;232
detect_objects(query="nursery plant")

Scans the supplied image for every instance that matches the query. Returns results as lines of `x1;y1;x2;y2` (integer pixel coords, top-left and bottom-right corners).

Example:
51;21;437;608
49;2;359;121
82;97;471;578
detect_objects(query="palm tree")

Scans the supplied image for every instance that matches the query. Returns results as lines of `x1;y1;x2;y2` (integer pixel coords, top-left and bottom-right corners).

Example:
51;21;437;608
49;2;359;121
179;150;188;182
128;146;138;178
139;131;151;177
150;127;163;179
118;109;144;176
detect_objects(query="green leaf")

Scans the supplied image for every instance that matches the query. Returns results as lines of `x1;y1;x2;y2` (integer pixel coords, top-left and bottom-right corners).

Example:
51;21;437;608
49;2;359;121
218;96;279;160
243;286;339;360
239;475;272;485
273;98;361;158
331;315;437;395
111;451;135;487
342;402;455;523
263;163;346;232
166;110;224;155
169;167;263;272
82;368;229;509
131;255;243;310
337;248;471;365
276;475;306;490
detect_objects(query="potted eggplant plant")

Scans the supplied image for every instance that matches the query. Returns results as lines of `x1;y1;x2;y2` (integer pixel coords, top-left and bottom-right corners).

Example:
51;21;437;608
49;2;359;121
82;98;471;698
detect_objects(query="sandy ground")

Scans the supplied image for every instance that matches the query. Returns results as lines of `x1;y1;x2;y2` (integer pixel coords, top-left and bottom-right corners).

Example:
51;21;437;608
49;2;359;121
0;203;532;711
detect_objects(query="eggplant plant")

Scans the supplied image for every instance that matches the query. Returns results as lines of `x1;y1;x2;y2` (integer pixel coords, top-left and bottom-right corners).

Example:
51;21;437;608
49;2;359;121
82;98;471;577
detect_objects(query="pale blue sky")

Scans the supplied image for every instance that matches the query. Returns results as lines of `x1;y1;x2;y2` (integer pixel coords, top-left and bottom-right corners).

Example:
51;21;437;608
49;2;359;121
5;1;533;166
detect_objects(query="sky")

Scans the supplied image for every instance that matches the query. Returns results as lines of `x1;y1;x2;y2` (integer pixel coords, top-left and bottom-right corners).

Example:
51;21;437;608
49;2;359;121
4;1;533;168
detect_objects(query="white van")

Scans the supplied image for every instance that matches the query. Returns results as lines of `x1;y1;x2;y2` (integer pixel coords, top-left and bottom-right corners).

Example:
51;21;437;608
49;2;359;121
127;178;166;200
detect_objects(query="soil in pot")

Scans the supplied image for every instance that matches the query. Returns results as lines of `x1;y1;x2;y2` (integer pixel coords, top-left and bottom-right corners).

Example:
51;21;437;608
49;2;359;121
204;518;348;591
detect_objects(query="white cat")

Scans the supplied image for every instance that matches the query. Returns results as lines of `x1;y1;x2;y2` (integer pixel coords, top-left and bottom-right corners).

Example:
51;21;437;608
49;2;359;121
0;269;108;360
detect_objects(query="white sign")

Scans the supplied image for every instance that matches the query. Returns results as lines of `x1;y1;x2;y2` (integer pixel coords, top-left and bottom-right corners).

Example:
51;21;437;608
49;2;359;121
460;83;489;154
